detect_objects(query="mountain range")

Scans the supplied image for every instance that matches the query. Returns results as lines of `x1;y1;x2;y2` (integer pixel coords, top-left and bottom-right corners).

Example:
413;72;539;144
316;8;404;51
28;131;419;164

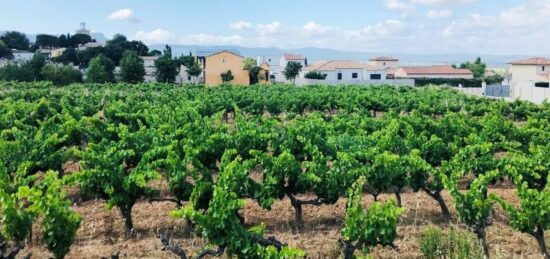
150;44;526;68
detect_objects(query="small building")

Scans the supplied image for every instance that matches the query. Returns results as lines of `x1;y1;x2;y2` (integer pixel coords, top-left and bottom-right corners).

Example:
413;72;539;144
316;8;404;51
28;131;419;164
141;56;159;82
281;53;306;68
257;55;282;82
303;60;386;81
50;48;67;59
369;56;400;70
259;62;270;84
509;57;550;103
203;50;249;85
11;49;34;63
395;65;474;79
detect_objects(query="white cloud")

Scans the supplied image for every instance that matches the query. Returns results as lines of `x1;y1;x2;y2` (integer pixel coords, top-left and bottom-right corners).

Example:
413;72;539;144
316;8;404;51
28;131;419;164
302;22;335;35
133;29;175;44
108;9;140;23
426;9;452;19
181;34;244;45
384;0;410;10
229;21;253;30
411;0;476;5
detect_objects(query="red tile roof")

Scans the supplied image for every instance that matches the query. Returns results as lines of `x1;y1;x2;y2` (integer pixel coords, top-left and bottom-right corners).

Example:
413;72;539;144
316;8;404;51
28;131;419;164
510;57;550;65
369;56;399;61
399;65;473;75
283;53;305;60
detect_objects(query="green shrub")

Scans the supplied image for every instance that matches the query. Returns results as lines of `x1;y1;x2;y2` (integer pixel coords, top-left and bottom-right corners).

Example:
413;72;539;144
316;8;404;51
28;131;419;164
419;226;484;259
304;71;327;80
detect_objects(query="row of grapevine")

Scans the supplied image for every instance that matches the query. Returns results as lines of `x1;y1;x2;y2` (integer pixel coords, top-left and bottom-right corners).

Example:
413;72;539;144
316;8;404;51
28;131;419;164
1;82;549;258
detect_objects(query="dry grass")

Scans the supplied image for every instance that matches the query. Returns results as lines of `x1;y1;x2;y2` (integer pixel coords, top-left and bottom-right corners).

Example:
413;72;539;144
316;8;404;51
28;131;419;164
19;188;548;259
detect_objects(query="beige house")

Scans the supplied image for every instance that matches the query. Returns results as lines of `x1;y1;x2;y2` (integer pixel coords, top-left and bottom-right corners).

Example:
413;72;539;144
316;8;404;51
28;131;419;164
369;56;399;70
395;65;474;79
203;51;249;85
509;57;550;103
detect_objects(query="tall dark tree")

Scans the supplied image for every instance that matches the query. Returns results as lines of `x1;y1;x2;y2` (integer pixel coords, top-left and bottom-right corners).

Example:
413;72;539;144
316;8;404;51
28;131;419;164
35;34;59;48
42;64;82;86
0;40;13;59
154;54;177;83
120;50;145;84
129;41;149;56
76;47;106;67
58;35;69;48
69;34;93;48
86;55;111;83
149;50;162;56
104;34;131;65
0;31;30;50
458;57;486;78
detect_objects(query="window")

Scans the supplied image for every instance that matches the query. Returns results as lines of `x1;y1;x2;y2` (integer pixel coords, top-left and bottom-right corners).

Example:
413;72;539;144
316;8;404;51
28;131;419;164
222;58;226;63
370;74;382;80
188;76;191;81
535;82;549;88
338;73;343;80
352;73;358;79
543;66;546;72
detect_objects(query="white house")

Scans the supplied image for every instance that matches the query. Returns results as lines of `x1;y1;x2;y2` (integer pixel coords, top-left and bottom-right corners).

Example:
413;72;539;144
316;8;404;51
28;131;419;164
257;55;282;82
395;65;474;79
509;57;550;103
11;49;34;63
303;60;386;81
275;53;306;83
141;56;159;82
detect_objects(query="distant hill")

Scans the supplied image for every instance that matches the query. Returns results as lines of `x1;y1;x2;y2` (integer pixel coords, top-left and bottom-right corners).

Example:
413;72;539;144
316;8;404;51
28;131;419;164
150;44;526;68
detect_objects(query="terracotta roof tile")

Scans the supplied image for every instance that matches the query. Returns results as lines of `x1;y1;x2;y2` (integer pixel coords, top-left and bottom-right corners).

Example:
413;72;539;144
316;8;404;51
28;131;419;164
305;60;378;71
510;57;550;65
399;65;473;75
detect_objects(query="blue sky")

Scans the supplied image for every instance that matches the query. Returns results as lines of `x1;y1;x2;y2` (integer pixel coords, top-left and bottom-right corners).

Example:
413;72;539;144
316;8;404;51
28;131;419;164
1;0;547;55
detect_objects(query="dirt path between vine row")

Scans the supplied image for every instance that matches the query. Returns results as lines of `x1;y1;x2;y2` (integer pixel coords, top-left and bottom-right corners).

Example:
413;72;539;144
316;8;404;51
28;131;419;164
21;188;547;259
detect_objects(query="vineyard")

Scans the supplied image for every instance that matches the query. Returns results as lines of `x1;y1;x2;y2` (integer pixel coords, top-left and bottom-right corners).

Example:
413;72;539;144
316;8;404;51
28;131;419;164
0;81;549;259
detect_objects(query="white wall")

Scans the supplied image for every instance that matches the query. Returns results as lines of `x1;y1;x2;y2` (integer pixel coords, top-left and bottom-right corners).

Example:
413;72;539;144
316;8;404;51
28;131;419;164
295;78;415;87
513;82;550;104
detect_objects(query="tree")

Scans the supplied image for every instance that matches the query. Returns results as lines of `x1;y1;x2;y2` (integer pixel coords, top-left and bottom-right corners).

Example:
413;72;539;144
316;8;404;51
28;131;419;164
41;64;83;86
85;54;114;83
0;31;30;50
28;51;46;80
149;50;162;56
283;61;302;83
340;176;404;259
128;40;149;56
86;56;110;83
53;47;78;65
0;40;13;59
36;34;59;48
174;54;195;68
76;46;106;67
243;57;256;70
155;54;177;83
458;57;486;78
221;70;234;83
69;33;92;47
304;71;327;80
104;34;131;65
0;63;33;82
120;50;145;84
58;34;68;48
186;60;202;84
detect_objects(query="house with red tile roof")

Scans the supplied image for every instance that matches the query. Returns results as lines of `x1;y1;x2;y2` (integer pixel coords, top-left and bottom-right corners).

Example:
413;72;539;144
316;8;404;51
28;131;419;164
509;57;550;103
394;65;474;79
303;60;386;81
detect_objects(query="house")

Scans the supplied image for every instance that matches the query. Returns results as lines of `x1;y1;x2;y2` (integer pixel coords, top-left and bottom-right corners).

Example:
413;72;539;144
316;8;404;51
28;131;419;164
11;49;34;63
203;50;249;85
257;55;282;82
259;62;270;84
303;60;386;81
50;48;67;59
281;53;306;67
369;56;400;70
141;56;159;82
508;57;550;103
395;65;474;79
